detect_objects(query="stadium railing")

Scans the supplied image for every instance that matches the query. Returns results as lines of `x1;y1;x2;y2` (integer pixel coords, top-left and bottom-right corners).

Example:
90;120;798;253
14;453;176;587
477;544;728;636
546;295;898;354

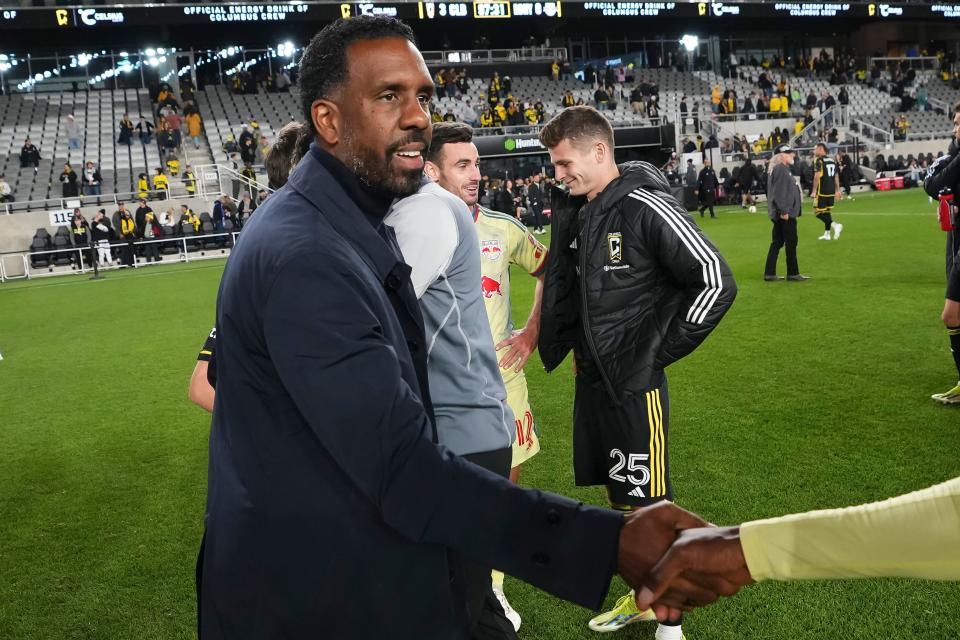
0;231;237;283
420;47;567;66
1;188;172;215
849;118;895;149
194;163;271;201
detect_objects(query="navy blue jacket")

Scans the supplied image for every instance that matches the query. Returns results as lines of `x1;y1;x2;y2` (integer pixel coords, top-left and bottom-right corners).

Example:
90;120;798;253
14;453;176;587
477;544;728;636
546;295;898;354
200;150;623;639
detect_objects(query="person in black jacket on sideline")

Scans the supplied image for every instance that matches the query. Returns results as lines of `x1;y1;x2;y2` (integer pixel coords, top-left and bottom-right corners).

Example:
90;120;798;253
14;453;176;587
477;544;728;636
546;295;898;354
695;158;718;218
537;106;737;637
923;100;960;404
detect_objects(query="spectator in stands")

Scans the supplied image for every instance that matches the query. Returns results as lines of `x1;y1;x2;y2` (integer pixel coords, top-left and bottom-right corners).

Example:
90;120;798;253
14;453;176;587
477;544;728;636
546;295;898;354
212;197;226;232
562;89;575;109
770;93;782;115
838;86;850;107
118;114;134;146
142;212;163;262
434;68;449;99
593;85;610;110
136;116;154;144
257;188;269;206
157;121;177;156
223;134;239;155
895;114;910;141
710;85;721;112
682;137;696;154
59;163;79;199
664;161;680;185
0;174;12;202
551;60;560;82
275;69;291;93
90;209;114;265
647;96;660;120
239;125;256;165
133;172;149;200
177;204;200;235
182;165;197;197
240;163;258;197
186;110;203;150
838;151;855;198
238;193;256;222
479;107;494;128
69;209;89;265
153;168;169;200
221;194;239;227
64;114;82;151
684;159;697;186
81;161;102;198
20;138;40;171
135;199;153;235
118;207;136;267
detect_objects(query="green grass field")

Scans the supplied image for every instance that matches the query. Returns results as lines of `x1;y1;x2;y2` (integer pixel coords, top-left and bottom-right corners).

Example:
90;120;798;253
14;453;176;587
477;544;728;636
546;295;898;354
1;188;959;639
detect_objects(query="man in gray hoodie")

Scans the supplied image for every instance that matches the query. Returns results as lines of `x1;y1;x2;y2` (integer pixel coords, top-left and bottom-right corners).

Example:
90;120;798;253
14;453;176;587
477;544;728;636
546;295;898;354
764;144;810;281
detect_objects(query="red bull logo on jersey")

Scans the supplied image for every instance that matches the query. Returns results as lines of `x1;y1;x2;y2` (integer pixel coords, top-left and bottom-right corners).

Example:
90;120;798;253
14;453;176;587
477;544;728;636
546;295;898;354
480;239;503;261
481;275;503;298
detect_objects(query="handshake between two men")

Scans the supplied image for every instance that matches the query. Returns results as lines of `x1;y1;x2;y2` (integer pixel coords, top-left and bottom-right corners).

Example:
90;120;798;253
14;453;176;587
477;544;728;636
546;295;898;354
616;502;753;622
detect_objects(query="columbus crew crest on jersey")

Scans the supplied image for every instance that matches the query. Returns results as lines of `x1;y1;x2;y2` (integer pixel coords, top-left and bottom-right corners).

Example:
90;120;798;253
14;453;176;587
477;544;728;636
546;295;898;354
607;232;623;264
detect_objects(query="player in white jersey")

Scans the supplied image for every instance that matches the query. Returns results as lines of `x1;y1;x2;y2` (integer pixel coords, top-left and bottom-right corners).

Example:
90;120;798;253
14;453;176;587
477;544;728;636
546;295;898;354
422;122;548;632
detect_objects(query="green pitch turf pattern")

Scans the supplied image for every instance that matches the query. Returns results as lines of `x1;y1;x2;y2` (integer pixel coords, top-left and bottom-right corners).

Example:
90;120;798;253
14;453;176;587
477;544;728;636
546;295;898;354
1;188;958;639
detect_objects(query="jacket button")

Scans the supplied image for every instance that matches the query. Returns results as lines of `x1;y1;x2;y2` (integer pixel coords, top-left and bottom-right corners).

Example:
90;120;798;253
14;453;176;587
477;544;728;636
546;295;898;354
546;509;561;525
532;552;550;566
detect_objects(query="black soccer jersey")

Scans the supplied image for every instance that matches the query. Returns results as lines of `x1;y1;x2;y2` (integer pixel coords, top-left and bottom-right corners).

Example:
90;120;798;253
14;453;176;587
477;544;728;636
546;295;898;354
197;327;217;387
815;157;837;196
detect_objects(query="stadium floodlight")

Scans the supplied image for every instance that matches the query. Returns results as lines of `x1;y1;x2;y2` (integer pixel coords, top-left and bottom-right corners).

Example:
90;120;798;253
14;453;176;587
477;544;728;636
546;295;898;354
679;34;699;53
227;46;237;56
148;57;159;67
43;70;51;78
119;51;129;58
33;73;42;81
145;48;156;57
157;48;166;55
277;41;295;57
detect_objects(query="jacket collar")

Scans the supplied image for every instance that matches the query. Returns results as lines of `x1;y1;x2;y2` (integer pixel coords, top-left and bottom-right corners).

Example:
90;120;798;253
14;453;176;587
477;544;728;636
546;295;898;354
286;149;403;286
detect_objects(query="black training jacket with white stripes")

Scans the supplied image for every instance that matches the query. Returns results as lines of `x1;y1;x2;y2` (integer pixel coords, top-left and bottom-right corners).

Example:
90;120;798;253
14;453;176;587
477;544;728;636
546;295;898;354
540;161;737;405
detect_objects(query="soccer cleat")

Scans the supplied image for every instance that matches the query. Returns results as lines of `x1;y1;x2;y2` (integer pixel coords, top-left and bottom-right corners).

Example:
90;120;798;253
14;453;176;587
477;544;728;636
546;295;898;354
817;231;831;241
588;590;657;633
833;222;843;240
493;586;521;632
931;383;960;405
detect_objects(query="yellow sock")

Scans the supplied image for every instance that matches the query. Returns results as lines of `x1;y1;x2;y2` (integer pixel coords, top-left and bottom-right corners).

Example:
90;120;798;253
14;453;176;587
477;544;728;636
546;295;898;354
491;569;505;590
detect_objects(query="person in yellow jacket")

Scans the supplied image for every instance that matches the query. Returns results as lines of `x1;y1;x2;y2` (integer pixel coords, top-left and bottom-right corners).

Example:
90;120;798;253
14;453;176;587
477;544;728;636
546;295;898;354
494;103;507;124
779;93;790;113
711;85;721;113
524;105;539;125
137;173;149;200
769;94;781;113
794;118;805;136
479;109;494;128
186;111;203;149
182;165;197;196
165;152;180;177
152;168;169;200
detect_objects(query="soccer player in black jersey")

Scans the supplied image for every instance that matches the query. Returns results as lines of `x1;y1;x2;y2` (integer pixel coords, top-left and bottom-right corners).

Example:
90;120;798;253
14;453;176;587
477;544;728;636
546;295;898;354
811;143;843;241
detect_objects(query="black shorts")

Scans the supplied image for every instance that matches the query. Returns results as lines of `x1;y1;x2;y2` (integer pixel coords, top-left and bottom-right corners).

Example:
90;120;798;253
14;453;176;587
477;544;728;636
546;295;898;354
948;266;960;303
573;376;672;508
814;194;835;213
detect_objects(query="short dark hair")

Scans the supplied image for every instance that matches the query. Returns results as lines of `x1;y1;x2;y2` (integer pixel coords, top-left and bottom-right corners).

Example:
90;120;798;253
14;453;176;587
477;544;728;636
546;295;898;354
426;122;473;164
815;142;828;152
298;17;417;129
539;105;614;150
265;121;313;189
954;100;960;114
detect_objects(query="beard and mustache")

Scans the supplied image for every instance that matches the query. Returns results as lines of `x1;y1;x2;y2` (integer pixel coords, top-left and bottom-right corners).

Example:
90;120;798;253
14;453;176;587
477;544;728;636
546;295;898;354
341;129;429;199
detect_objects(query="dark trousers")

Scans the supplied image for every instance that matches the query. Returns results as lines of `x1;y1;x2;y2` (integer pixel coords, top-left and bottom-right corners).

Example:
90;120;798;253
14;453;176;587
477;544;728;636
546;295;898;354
764;217;799;276
462;448;517;640
531;205;543;230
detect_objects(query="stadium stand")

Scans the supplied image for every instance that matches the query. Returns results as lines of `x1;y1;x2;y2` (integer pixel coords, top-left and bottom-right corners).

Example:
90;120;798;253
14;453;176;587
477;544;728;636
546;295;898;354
196;85;296;166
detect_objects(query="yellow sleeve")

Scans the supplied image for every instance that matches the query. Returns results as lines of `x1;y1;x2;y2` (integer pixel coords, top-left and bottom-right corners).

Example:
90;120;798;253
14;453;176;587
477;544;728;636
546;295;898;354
741;477;960;582
509;220;547;277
